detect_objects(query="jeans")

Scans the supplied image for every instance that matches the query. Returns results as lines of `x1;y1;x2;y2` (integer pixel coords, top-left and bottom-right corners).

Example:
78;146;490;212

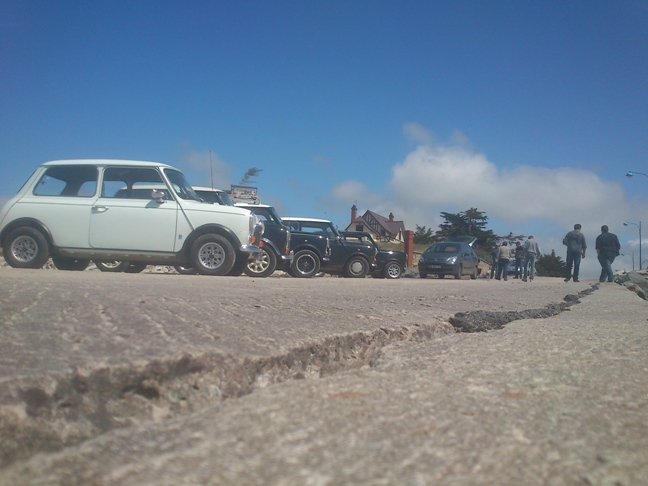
497;258;509;280
523;254;537;280
566;251;582;280
515;258;523;277
598;254;616;282
490;258;498;278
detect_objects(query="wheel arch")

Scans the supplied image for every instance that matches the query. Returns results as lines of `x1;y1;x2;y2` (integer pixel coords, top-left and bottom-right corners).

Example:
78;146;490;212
1;218;54;249
290;243;324;261
180;224;243;260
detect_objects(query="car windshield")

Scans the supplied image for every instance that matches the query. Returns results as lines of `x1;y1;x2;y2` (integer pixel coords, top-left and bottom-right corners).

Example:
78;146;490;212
251;207;283;225
164;169;200;201
425;243;461;254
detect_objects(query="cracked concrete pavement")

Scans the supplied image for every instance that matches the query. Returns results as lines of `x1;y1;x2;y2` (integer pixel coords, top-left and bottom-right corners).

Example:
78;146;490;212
0;267;647;485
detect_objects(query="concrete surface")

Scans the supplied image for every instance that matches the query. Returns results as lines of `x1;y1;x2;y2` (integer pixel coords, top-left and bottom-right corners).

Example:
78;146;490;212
0;267;646;485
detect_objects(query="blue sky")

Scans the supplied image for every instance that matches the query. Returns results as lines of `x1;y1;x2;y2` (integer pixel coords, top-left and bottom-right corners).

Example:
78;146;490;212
1;0;647;277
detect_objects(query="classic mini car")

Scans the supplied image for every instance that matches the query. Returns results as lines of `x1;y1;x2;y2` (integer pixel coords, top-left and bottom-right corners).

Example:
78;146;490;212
282;217;377;278
193;186;235;206
0;160;264;275
418;236;479;279
340;231;406;279
234;203;292;277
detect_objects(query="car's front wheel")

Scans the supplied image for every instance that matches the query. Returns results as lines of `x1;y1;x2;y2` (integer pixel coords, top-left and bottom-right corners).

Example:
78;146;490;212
290;250;320;278
245;247;277;278
95;261;129;272
190;234;235;276
470;266;478;280
454;265;463;279
2;227;50;269
344;256;369;278
384;262;403;279
52;257;90;271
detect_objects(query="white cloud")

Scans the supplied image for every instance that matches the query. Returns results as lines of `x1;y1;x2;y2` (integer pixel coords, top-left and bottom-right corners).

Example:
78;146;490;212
175;148;234;189
324;129;645;278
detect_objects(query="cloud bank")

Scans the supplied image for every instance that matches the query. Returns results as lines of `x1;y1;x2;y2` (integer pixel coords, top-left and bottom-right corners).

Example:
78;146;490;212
327;128;640;277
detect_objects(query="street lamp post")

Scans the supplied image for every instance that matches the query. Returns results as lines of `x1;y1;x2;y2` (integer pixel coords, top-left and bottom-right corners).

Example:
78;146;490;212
626;171;648;179
623;221;642;270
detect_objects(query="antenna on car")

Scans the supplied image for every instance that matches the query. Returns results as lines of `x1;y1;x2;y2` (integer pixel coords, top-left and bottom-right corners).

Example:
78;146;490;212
209;150;214;190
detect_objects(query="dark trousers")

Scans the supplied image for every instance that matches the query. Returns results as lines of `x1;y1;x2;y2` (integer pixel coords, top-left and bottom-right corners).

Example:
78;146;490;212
514;257;523;277
565;251;582;280
497;258;509;280
598;254;615;282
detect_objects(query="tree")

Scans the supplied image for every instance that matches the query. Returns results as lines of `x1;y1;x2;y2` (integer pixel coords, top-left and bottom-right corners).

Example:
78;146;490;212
435;208;499;251
239;167;263;186
536;250;566;277
413;225;434;244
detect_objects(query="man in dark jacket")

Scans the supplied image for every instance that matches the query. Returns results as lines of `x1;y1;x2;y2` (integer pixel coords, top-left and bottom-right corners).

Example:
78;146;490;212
563;224;587;282
595;225;621;283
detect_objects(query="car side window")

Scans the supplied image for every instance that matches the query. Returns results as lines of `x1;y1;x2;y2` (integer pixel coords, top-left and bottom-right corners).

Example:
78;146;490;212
101;167;170;199
33;165;98;197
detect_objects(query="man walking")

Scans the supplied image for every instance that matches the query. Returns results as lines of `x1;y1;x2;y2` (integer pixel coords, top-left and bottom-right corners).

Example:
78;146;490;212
521;236;541;282
495;241;511;281
595;225;620;283
514;241;524;279
563;224;587;282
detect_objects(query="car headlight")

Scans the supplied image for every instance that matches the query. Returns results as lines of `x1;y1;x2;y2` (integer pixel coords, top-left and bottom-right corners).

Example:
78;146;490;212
249;212;260;232
447;256;457;264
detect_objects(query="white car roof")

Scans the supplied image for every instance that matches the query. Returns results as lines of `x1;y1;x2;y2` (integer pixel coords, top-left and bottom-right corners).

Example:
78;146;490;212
236;203;273;209
42;159;177;169
281;217;332;223
193;186;228;193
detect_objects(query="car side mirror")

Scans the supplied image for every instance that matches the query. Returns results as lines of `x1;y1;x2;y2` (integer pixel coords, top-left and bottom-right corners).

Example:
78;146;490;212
151;189;167;203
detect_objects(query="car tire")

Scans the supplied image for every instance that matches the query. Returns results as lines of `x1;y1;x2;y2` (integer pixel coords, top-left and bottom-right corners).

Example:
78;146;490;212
52;257;90;271
344;256;369;278
384;262;403;279
454;265;462;279
470;266;478;280
226;255;248;276
190;234;235;276
2;227;50;269
124;263;147;273
95;261;129;272
244;247;277;278
290;250;320;278
174;264;198;275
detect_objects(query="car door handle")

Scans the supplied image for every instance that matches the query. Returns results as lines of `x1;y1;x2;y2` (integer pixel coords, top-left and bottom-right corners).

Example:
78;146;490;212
91;206;109;213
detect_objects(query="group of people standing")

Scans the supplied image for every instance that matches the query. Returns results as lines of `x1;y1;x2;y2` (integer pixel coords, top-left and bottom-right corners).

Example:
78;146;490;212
490;224;621;283
490;236;541;282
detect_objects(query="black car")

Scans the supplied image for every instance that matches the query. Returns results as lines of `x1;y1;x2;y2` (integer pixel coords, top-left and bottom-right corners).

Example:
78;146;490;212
340;231;406;279
235;203;292;277
418;236;479;279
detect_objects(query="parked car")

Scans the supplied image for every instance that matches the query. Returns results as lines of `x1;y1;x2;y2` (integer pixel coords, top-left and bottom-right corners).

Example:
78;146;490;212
194;186;234;206
340;231;406;279
418;236;479;279
282;217;377;278
0;160;264;275
235;203;292;277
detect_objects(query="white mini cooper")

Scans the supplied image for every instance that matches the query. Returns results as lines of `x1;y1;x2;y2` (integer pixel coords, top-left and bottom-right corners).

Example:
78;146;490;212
0;160;264;275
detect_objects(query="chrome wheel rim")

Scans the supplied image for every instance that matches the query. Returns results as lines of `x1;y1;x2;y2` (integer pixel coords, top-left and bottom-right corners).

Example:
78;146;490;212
248;251;270;273
11;235;38;263
198;242;225;269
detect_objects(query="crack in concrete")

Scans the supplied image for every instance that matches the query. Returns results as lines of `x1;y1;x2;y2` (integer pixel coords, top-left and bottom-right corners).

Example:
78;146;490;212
449;284;599;332
0;284;606;469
